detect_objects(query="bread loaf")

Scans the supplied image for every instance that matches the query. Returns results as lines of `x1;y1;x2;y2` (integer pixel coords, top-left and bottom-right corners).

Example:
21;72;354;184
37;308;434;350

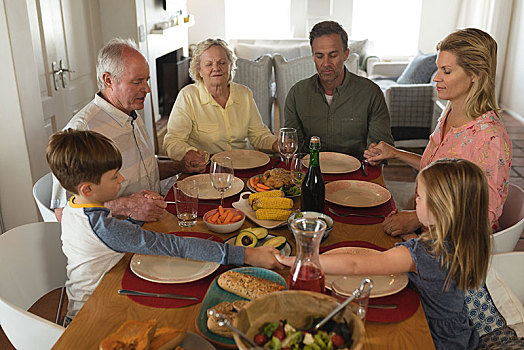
149;327;186;350
99;320;156;350
217;271;285;300
99;320;185;350
206;301;236;337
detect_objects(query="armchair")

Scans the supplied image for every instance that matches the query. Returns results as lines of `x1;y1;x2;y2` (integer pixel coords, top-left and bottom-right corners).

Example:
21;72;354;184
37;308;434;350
369;53;438;148
233;54;274;131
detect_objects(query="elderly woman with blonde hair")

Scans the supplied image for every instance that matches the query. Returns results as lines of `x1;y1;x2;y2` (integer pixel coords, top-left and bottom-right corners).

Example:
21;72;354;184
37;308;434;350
364;28;512;238
163;39;278;168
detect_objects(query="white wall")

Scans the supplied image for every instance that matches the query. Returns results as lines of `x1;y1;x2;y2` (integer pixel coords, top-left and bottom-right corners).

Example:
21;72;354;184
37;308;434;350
0;0;41;231
187;0;226;44
500;0;524;121
418;0;462;53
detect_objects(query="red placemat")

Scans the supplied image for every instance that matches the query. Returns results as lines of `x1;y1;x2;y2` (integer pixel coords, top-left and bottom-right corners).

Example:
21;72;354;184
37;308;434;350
121;232;232;308
164;187;241;217
321;241;420;323
325;197;396;225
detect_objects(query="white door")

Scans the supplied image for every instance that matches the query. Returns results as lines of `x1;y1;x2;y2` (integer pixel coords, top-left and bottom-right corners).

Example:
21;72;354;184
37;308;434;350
26;0;101;136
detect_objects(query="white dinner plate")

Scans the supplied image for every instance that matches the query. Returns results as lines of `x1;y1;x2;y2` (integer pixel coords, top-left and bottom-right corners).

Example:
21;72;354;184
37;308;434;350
180;174;244;200
212;150;270;170
322;247;408;298
325;180;391;207
232;192;288;229
303;152;361;174
130;254;219;284
224;233;292;257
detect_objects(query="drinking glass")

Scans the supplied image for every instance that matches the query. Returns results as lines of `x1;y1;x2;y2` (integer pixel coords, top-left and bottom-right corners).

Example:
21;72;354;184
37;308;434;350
278;127;298;169
209;156;234;206
331;277;373;323
290;152;308;186
174;180;199;227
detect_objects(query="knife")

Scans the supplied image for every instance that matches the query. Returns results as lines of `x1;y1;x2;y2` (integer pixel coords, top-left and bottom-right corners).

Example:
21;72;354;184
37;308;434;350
368;304;398;309
118;289;199;300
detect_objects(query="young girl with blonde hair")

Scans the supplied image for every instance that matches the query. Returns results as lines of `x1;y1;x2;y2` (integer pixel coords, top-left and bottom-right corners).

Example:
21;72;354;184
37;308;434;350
278;159;491;349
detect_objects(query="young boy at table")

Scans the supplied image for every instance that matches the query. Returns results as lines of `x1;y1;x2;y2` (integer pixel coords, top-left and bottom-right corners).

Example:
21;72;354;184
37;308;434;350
46;129;283;325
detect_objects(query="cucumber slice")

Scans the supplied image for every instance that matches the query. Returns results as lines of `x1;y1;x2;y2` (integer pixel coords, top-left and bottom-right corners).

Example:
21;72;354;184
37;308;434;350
262;236;287;250
240;227;269;240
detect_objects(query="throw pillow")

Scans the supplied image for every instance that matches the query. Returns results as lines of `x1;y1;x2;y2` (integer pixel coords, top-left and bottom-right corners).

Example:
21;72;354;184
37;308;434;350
397;52;437;84
348;39;368;58
348;39;368;66
465;285;506;337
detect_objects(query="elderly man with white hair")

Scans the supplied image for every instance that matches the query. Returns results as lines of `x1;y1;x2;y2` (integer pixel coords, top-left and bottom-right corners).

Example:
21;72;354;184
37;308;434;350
51;38;204;222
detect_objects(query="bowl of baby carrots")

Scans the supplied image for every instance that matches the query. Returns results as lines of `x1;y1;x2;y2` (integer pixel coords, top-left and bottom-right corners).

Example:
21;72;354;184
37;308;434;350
203;205;246;234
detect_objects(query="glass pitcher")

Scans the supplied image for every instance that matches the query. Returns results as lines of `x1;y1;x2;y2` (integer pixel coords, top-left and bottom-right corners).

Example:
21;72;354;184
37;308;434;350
288;217;326;293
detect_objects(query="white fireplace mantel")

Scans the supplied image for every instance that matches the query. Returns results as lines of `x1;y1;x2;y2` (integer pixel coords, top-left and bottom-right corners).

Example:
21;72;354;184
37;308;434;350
98;0;192;147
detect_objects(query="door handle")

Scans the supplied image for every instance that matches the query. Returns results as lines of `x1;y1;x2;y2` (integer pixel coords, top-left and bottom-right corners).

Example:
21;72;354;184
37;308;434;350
51;61;61;91
59;60;75;88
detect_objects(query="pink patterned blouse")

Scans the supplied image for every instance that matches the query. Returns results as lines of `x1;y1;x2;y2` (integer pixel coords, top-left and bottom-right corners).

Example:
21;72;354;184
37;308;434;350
420;110;512;228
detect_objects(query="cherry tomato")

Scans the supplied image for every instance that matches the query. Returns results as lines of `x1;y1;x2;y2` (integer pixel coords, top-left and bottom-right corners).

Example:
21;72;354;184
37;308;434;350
332;334;345;348
254;333;268;346
273;329;285;340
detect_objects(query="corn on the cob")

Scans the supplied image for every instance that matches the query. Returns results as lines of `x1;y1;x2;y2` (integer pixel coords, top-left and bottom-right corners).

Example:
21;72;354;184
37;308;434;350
252;197;293;210
248;190;284;206
256;209;292;221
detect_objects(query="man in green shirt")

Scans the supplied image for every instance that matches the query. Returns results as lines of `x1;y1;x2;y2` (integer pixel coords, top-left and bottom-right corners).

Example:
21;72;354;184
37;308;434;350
284;21;394;158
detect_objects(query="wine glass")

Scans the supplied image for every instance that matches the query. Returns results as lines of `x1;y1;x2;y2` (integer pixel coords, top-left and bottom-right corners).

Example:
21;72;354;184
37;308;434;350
209;156;234;206
290;152;308;186
278;127;298;169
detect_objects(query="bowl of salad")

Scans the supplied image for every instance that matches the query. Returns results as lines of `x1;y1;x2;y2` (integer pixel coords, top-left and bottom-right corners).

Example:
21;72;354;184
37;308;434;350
232;291;364;350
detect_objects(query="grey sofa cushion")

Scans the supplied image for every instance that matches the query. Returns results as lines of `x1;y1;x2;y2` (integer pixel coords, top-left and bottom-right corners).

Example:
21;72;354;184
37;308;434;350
397;52;437;84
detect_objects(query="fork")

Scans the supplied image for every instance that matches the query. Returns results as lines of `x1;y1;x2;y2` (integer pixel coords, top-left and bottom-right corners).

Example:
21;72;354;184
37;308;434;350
328;207;385;218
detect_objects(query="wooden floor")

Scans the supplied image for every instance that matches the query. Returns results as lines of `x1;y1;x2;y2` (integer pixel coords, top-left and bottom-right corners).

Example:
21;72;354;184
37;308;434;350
1;111;523;349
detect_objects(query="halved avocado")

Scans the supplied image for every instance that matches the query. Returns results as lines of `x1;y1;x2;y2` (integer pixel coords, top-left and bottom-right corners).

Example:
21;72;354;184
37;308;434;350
262;236;287;250
235;231;258;247
239;227;269;240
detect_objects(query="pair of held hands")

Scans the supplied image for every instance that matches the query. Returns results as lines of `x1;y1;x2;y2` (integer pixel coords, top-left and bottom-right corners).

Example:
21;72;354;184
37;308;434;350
364;141;422;238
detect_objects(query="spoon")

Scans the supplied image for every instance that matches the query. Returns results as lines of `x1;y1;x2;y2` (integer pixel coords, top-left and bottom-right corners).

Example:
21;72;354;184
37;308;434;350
208;309;262;349
314;278;373;331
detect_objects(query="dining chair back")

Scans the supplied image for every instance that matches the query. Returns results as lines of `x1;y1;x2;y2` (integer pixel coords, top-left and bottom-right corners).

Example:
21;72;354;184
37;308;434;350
33;172;58;222
492;183;524;253
0;222;66;349
490;252;524;304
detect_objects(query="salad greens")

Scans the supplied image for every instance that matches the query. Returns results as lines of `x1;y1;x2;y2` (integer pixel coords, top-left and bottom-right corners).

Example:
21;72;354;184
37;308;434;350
254;319;352;350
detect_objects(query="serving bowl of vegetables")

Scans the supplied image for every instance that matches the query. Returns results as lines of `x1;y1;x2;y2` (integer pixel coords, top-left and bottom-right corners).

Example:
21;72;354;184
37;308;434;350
232;291;364;350
203;206;245;234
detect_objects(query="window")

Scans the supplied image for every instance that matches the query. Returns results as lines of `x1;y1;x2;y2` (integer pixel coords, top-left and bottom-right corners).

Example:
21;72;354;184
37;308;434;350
352;0;422;57
224;0;292;40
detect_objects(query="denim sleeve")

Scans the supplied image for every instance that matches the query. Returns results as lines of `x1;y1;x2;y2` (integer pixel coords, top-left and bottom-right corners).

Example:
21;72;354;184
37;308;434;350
85;208;245;265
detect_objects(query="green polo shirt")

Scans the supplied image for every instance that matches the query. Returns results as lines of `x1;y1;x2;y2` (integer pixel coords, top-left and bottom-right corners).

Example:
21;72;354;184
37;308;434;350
284;68;394;159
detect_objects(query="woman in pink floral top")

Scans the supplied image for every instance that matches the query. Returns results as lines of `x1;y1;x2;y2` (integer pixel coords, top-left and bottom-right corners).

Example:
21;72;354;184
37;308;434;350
364;28;512;237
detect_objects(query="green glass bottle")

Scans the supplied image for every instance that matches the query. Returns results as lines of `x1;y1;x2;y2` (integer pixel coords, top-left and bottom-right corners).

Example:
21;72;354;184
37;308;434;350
301;136;325;212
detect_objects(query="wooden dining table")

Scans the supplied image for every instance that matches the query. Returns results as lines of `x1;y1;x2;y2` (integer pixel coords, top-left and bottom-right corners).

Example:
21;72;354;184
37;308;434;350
52;171;435;350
